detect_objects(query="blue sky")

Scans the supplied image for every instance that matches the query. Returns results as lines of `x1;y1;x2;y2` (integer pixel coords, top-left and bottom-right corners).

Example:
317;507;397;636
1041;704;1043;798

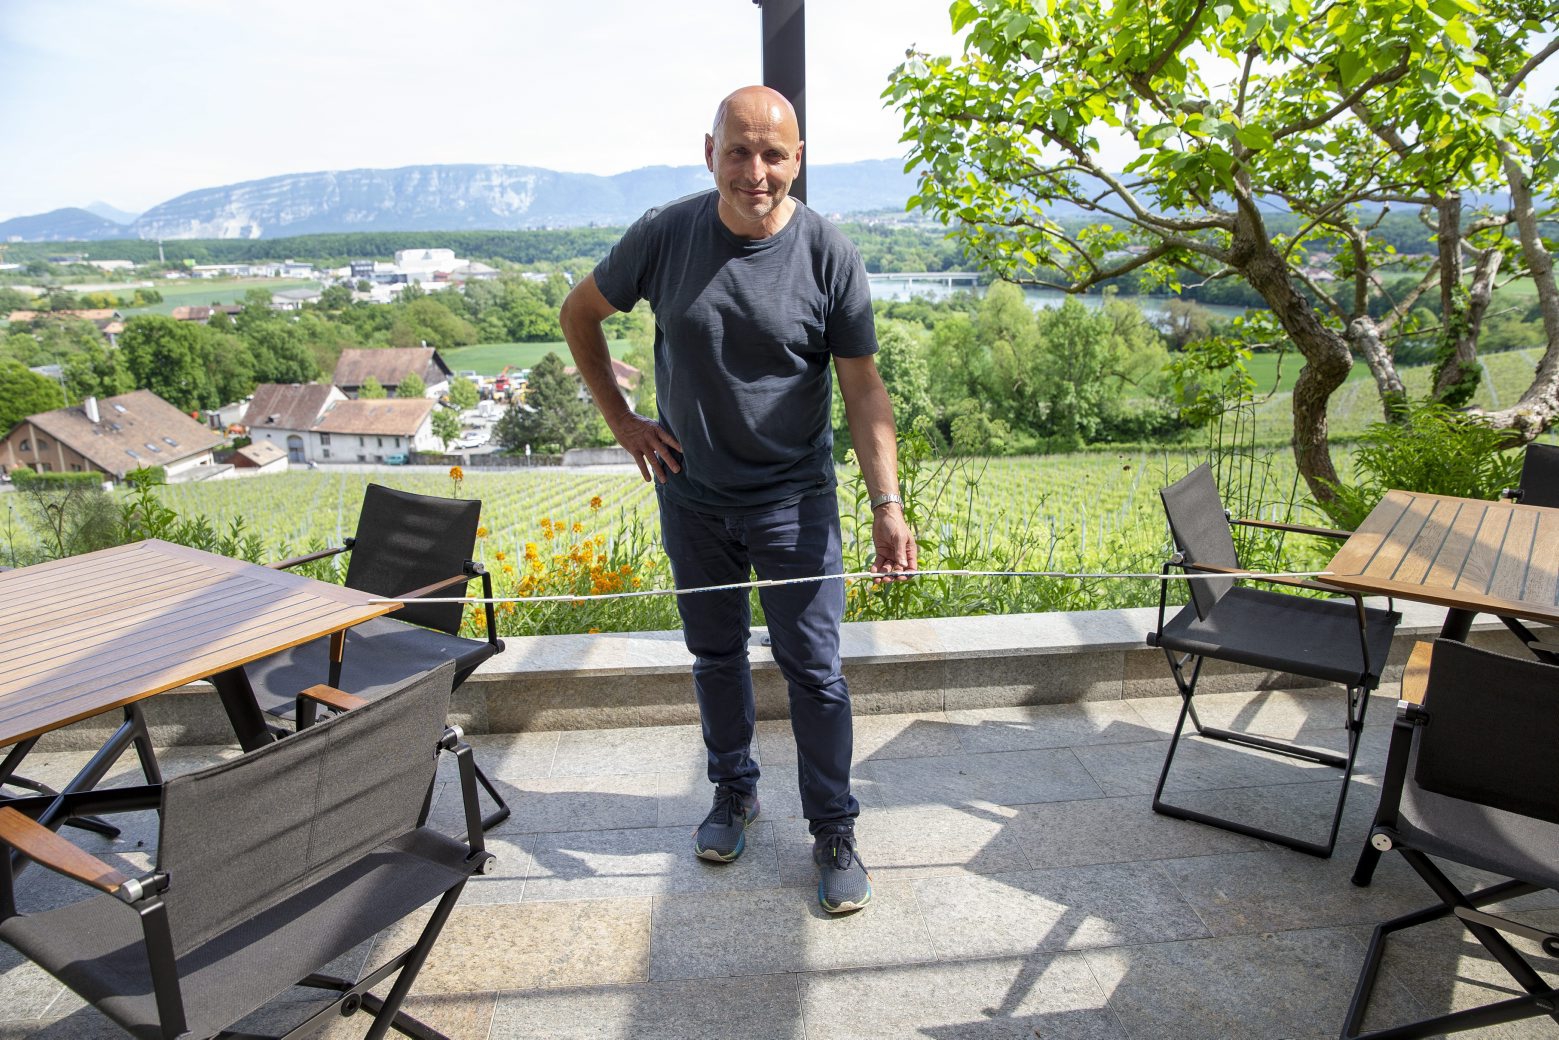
0;0;971;220
1;3;1552;223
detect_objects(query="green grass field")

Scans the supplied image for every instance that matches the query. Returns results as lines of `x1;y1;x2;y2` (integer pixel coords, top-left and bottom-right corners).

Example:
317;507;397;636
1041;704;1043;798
440;340;632;375
121;278;321;316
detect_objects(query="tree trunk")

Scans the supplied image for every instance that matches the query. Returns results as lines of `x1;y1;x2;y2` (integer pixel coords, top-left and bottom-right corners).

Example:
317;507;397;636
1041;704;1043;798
1475;152;1559;439
1434;247;1501;403
1228;207;1352;502
1347;316;1407;420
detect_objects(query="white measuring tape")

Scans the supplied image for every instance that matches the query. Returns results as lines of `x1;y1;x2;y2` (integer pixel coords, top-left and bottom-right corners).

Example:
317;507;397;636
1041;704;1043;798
371;568;1335;606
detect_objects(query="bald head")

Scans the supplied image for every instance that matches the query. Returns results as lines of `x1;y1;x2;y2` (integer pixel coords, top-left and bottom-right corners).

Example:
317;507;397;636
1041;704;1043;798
712;85;799;143
704;85;804;238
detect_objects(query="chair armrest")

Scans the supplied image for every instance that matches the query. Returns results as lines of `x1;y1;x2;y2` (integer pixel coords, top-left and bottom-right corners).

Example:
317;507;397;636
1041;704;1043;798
1502;487;1523;502
268;544;350;571
297;685;369;714
1183;561;1340;595
1400;641;1433;706
0;807;128;895
1231;517;1353;540
394;573;471;601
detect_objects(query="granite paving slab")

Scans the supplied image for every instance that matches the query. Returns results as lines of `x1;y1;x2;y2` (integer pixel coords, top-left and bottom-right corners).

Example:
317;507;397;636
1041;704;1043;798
492;974;805;1039
773;804;1030;886
855;746;1105;810
945;700;1161;754
520;823;782;902
548;723;705;777
757;710;964;765
445;729;560;782
1071;734;1379;799
373;898;653;993
798;954;1129;1040
1081;926;1423;1040
647;882;935;980
1157;847;1450;936
1124;687;1399;739
428;772;663;835
912;862;1210;959
1006;794;1267;869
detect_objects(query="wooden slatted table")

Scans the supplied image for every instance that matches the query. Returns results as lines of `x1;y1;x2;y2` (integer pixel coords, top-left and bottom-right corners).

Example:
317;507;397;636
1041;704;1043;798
0;539;399;751
1320;490;1559;638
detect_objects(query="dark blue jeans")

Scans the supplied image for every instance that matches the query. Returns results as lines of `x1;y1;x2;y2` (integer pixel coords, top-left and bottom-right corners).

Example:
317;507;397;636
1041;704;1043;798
658;488;859;832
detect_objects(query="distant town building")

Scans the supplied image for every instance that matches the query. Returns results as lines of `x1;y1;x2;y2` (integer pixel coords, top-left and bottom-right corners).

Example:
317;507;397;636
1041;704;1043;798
0;390;224;483
332;348;451;400
231;439;289;474
564;358;641;408
170;305;244;323
270;287;322;311
241;383;346;464
311;398;438;462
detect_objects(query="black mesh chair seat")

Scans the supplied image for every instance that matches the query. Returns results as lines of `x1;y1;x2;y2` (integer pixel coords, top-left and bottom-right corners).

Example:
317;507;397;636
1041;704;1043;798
1343;640;1559;1039
1146;463;1401;857
245;617;498;718
0;830;468;1040
1157;587;1399;687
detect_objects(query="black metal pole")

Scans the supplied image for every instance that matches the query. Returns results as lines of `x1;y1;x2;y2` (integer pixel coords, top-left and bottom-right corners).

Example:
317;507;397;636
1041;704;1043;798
757;0;806;204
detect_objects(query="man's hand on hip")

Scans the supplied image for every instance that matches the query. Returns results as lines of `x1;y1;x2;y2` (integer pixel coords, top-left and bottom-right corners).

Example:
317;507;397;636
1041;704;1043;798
610;412;683;483
870;505;917;582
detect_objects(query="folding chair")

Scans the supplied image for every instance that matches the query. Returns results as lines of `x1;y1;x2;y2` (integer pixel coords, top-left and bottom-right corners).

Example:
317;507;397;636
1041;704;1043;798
1343;639;1559;1039
252;483;511;829
1497;442;1559;661
0;659;496;1040
1146;463;1401;857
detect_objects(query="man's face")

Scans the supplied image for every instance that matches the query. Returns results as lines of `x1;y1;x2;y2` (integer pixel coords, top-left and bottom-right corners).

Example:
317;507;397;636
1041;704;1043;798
704;98;803;233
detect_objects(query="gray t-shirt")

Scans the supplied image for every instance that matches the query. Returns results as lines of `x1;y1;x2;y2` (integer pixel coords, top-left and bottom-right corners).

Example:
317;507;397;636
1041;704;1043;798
593;190;878;514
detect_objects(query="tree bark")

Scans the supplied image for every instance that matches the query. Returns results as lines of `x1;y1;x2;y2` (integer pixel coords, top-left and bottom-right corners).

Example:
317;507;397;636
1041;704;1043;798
1434;247;1501;401
1347;316;1407;419
1475;152;1559;438
1228;205;1352;501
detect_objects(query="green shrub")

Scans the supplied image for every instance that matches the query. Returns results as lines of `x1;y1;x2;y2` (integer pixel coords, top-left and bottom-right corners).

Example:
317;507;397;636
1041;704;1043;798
9;469;104;490
1321;403;1523;530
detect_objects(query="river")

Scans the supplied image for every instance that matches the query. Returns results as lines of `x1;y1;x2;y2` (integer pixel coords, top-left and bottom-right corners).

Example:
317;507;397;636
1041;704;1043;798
867;274;1248;321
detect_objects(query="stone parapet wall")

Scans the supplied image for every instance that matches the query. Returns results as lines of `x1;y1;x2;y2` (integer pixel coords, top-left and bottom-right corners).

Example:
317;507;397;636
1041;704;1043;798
37;602;1525;750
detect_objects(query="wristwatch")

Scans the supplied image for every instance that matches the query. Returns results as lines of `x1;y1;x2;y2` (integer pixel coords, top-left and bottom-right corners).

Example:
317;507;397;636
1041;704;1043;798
869;492;904;511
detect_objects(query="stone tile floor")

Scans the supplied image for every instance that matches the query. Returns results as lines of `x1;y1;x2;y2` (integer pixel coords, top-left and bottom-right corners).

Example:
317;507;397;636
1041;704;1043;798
2;683;1557;1039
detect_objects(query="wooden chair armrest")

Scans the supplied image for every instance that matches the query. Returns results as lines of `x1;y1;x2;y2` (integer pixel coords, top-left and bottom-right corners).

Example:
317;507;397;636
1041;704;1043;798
297;685;369;714
1183;561;1337;594
0;807;128;895
394;572;472;601
1231;517;1353;540
1401;640;1433;706
268;545;350;571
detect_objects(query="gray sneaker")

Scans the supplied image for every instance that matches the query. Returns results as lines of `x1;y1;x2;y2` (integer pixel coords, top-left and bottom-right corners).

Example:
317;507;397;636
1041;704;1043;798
813;824;871;912
693;785;759;862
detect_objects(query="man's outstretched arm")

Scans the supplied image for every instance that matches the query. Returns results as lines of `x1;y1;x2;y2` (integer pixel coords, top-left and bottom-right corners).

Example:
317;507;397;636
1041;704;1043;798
835;354;918;579
559;274;681;483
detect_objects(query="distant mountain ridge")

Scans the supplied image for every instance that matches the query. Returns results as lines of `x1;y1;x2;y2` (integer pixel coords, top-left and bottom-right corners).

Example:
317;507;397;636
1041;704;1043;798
0;160;923;242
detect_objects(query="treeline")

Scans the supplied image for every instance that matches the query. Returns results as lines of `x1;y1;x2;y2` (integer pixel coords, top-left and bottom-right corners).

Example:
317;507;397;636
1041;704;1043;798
1;223;975;276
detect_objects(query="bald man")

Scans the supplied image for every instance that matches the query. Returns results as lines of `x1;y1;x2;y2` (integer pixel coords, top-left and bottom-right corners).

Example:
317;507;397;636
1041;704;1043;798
561;86;916;913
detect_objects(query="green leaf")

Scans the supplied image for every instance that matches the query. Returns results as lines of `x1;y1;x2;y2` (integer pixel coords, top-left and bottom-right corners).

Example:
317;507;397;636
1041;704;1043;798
1235;124;1274;150
949;0;979;33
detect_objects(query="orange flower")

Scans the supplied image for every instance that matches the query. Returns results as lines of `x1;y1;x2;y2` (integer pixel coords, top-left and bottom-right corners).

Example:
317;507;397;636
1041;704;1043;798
587;627;600;634
475;525;488;538
449;465;464;483
589;496;603;511
572;521;584;534
494;550;507;562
